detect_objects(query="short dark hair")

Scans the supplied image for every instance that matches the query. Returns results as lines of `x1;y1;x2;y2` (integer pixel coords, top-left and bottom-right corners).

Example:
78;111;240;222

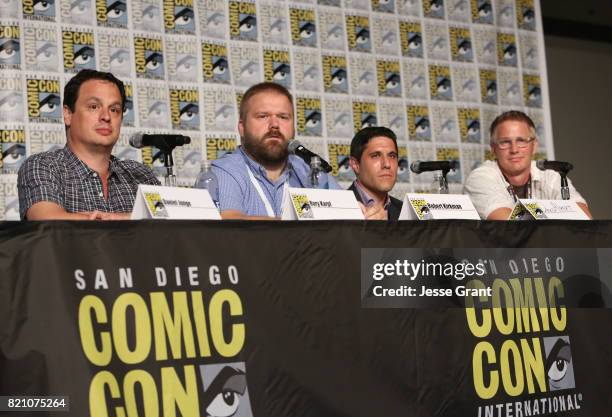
350;126;398;160
63;69;126;113
239;82;293;120
489;110;536;142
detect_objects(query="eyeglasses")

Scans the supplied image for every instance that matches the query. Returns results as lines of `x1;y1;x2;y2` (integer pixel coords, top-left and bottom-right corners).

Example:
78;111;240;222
493;136;535;149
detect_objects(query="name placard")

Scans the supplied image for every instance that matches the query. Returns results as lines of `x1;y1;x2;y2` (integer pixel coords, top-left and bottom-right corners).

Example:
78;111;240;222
399;193;480;220
281;187;364;220
131;185;221;220
508;199;590;221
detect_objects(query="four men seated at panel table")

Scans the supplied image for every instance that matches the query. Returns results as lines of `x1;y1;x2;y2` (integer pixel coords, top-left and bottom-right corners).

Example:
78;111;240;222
17;69;591;221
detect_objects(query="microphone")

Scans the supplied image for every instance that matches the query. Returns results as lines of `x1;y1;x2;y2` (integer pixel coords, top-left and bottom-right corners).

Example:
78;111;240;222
536;160;573;173
129;133;191;150
288;140;333;173
410;160;458;174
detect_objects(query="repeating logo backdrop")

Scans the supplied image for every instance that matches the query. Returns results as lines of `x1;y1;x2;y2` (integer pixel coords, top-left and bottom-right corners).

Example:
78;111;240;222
0;0;552;220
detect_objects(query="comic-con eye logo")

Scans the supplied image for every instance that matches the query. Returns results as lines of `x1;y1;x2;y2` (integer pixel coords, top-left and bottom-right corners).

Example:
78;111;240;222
170;89;199;130
372;0;395;13
26;79;62;123
376;60;401;97
0;129;26;173
346;15;371;53
322;55;348;94
429;65;453;101
410;198;432;220
517;0;535;30
291;194;314;219
480;69;497;104
407;105;430;141
263;49;291;89
524;75;541;108
353;101;377;133
296;97;322;137
200;363;253;417
61;0;93;25
0;26;20;69
26;77;62;123
458;108;480;143
207;136;236;161
471;0;493;24
450;27;473;62
423;0;444;19
0;89;23;122
134;36;165;79
96;0;128;28
229;1;257;42
62;30;95;73
290;8;317;47
399;21;422;58
163;0;195;34
543;336;576;391
23;25;58;72
202;42;230;84
132;1;162;32
497;33;517;66
144;192;169;217
22;0;56;21
327;143;353;180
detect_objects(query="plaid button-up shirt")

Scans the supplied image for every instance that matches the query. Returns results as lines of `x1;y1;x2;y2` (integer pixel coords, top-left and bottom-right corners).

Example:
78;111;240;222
18;146;160;219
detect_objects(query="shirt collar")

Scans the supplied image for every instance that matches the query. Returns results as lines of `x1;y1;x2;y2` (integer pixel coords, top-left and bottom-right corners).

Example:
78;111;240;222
62;145;118;179
354;180;391;210
239;146;292;184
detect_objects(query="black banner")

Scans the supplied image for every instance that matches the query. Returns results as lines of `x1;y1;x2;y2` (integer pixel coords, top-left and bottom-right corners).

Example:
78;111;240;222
0;221;611;417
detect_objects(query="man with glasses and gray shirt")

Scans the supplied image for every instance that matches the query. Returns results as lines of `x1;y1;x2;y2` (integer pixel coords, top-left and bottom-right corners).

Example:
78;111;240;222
464;110;591;220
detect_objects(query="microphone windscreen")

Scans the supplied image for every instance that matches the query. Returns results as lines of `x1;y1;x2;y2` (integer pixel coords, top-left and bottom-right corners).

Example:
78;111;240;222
129;133;144;148
536;160;545;170
287;140;303;154
410;161;421;174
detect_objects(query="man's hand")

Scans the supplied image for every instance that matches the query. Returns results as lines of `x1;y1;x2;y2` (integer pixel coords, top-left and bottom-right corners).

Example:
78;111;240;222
89;211;132;220
358;202;388;220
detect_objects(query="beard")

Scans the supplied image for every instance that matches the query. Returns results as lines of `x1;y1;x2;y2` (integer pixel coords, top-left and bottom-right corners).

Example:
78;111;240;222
242;129;289;165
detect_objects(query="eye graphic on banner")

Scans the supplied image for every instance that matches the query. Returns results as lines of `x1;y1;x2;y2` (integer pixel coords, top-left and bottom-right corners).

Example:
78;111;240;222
23;0;57;21
26;76;62;124
407;105;431;142
96;0;128;28
229;1;258;42
0;24;21;70
163;0;196;34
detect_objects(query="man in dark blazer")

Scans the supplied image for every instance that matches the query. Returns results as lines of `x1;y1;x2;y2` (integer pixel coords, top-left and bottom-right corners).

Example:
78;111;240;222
348;126;403;221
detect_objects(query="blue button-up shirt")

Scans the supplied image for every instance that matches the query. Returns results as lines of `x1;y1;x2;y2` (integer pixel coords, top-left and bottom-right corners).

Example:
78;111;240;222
212;147;340;217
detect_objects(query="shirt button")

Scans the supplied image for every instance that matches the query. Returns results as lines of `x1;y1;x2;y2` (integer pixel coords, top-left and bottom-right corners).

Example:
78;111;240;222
92;172;97;177
99;192;103;197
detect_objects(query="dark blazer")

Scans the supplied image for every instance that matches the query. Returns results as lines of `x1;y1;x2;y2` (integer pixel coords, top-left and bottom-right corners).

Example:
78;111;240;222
349;182;403;221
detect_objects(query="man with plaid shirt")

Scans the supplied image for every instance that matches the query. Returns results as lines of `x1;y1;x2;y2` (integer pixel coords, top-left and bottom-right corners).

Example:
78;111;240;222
18;70;159;220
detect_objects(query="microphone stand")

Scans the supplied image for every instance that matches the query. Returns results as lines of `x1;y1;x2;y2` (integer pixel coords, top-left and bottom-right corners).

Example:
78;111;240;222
437;167;450;194
560;171;570;200
162;151;177;187
155;141;179;187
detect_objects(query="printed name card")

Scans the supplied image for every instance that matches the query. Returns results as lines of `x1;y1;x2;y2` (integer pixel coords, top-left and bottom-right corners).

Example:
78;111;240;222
399;193;480;220
131;185;221;220
281;187;364;220
508;199;590;221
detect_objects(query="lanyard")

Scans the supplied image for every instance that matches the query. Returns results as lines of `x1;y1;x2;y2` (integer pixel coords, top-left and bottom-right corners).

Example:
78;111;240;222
505;176;532;203
246;166;288;217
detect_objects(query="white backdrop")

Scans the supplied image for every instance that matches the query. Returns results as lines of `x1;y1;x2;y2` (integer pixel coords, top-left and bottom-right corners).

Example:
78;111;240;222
0;0;552;220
